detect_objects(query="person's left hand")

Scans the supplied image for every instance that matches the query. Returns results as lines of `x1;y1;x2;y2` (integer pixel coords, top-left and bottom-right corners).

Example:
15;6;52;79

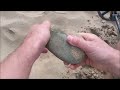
0;21;51;79
17;20;51;63
23;21;51;54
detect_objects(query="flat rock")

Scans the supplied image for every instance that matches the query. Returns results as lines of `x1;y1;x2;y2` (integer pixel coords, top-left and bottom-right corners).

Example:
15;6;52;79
46;29;86;64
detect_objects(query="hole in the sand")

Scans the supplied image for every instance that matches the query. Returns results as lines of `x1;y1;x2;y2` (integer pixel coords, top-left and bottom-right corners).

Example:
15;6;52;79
2;27;17;41
8;29;15;35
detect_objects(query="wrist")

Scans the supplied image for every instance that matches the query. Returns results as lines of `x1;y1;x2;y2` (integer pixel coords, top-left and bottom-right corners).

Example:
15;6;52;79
17;39;44;64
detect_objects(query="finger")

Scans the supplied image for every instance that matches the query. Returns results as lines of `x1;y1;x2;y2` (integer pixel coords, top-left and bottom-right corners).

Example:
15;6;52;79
42;48;48;53
64;62;69;65
30;20;51;34
79;33;98;41
67;35;87;51
67;59;87;70
69;64;81;70
40;20;51;30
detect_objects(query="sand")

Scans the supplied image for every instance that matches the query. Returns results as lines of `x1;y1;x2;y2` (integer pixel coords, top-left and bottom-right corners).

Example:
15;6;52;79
0;11;119;79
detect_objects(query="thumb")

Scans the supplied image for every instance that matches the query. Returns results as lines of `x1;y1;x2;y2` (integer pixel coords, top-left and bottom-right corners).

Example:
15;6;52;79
40;20;51;30
67;35;88;52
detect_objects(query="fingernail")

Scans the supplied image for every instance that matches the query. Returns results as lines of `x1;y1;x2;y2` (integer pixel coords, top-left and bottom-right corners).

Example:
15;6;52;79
67;35;73;41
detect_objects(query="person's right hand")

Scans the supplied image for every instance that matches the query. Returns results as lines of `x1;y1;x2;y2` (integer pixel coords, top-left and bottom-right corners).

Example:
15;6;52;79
65;33;120;76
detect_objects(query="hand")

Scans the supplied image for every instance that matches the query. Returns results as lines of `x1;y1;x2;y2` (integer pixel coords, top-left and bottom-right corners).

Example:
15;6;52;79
24;21;51;54
64;33;120;75
19;20;51;63
1;21;51;79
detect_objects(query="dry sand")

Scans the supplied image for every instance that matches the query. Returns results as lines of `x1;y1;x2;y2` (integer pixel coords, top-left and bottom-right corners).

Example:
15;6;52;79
0;11;119;79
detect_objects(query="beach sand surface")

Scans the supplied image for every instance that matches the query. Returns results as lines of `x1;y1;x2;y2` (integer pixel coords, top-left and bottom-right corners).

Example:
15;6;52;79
0;11;119;79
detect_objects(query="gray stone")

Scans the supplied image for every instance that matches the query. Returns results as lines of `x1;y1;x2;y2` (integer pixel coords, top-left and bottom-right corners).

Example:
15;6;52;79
46;29;86;64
